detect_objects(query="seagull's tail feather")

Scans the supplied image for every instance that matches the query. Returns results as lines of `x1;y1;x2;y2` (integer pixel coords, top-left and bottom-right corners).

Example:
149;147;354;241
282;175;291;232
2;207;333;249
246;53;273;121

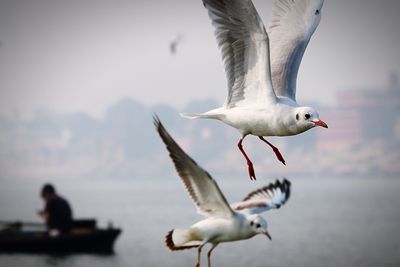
180;108;224;120
165;229;201;251
180;113;204;119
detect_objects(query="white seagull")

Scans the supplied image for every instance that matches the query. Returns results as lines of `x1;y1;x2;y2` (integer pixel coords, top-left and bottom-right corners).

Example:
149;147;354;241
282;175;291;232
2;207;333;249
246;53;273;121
182;0;328;180
155;117;291;267
170;33;184;55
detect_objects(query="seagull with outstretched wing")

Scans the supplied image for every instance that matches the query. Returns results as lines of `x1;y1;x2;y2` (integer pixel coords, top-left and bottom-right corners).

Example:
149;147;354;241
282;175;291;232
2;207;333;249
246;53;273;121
155;117;291;267
181;0;328;180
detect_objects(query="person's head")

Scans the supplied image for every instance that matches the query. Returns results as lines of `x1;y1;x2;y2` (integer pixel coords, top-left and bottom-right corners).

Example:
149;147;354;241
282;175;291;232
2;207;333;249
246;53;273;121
41;183;56;201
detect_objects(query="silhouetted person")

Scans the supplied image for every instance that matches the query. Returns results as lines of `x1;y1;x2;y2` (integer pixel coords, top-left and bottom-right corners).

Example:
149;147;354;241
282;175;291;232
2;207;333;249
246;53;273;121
38;184;73;233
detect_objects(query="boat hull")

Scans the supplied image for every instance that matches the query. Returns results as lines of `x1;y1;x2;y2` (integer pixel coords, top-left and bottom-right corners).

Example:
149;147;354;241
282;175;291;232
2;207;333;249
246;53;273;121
0;229;121;254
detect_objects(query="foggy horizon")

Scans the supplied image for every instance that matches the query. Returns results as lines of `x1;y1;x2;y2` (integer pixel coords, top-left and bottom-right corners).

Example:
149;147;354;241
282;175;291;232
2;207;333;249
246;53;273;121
1;0;400;118
0;1;400;267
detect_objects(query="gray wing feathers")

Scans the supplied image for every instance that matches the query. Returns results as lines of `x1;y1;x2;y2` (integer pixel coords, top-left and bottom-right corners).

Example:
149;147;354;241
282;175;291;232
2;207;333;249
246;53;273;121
232;179;291;214
154;116;235;218
268;0;324;100
203;0;276;107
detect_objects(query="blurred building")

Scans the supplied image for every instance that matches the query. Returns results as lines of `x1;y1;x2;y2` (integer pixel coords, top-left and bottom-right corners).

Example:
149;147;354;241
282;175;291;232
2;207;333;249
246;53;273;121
317;73;400;151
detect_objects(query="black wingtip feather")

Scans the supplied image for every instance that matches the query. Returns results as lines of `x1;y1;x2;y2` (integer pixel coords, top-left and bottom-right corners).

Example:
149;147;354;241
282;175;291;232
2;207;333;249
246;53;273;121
153;114;178;152
242;178;292;204
153;114;162;133
282;178;291;203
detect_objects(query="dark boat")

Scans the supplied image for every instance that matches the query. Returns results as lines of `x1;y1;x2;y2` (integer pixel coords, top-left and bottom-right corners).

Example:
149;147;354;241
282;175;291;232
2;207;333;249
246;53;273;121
0;219;121;254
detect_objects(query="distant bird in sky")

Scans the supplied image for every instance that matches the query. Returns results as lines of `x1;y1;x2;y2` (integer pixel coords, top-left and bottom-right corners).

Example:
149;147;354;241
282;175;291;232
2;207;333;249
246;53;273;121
154;117;291;267
182;0;328;180
170;34;184;55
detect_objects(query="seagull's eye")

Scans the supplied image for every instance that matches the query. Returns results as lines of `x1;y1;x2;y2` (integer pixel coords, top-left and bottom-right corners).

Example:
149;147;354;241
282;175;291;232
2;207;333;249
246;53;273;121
305;114;311;120
296;113;299;121
315;9;320;15
256;224;261;228
250;221;254;226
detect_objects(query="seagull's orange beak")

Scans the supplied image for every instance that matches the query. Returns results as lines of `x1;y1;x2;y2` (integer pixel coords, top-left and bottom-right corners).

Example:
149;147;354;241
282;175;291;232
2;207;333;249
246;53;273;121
262;231;272;240
313;120;328;128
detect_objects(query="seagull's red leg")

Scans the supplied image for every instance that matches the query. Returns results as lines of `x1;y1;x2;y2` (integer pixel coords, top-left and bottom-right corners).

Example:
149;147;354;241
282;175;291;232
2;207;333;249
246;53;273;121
207;244;218;267
195;245;203;267
238;138;256;180
259;136;286;165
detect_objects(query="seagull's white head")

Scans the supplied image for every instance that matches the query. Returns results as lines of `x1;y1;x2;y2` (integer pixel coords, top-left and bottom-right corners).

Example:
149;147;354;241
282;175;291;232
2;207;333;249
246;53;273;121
247;214;271;240
295;106;328;131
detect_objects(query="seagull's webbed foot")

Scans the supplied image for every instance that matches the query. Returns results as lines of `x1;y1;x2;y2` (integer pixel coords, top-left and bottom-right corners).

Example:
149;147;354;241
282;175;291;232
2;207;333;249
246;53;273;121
238;138;257;180
272;146;286;166
259;136;286;165
247;161;256;181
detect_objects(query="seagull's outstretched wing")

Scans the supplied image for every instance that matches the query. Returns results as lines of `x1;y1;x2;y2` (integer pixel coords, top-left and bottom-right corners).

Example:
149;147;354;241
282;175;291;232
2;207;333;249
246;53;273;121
232;179;291;214
202;0;276;108
268;0;324;101
154;116;235;218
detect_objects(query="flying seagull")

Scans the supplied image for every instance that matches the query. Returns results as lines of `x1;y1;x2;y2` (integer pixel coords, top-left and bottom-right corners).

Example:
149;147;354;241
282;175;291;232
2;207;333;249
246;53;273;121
154;116;291;267
182;0;328;180
170;34;184;55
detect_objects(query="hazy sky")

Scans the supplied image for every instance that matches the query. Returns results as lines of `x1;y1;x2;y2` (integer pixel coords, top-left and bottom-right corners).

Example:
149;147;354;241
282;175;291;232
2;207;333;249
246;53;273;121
0;0;399;118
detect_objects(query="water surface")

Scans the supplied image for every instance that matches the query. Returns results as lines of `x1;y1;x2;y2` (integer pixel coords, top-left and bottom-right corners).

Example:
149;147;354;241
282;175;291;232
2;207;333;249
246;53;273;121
0;177;399;267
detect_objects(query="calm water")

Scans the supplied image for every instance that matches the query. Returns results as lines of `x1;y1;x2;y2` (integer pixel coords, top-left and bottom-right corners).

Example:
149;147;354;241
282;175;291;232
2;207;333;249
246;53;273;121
0;176;399;267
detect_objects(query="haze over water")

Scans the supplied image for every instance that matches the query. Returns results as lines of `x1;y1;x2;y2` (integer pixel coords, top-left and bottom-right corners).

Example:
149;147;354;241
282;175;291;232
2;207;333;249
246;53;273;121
1;176;399;267
1;1;400;266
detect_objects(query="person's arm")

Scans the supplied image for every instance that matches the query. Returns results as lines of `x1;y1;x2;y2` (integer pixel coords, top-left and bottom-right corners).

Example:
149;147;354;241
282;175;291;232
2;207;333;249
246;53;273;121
38;200;52;223
37;210;49;222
